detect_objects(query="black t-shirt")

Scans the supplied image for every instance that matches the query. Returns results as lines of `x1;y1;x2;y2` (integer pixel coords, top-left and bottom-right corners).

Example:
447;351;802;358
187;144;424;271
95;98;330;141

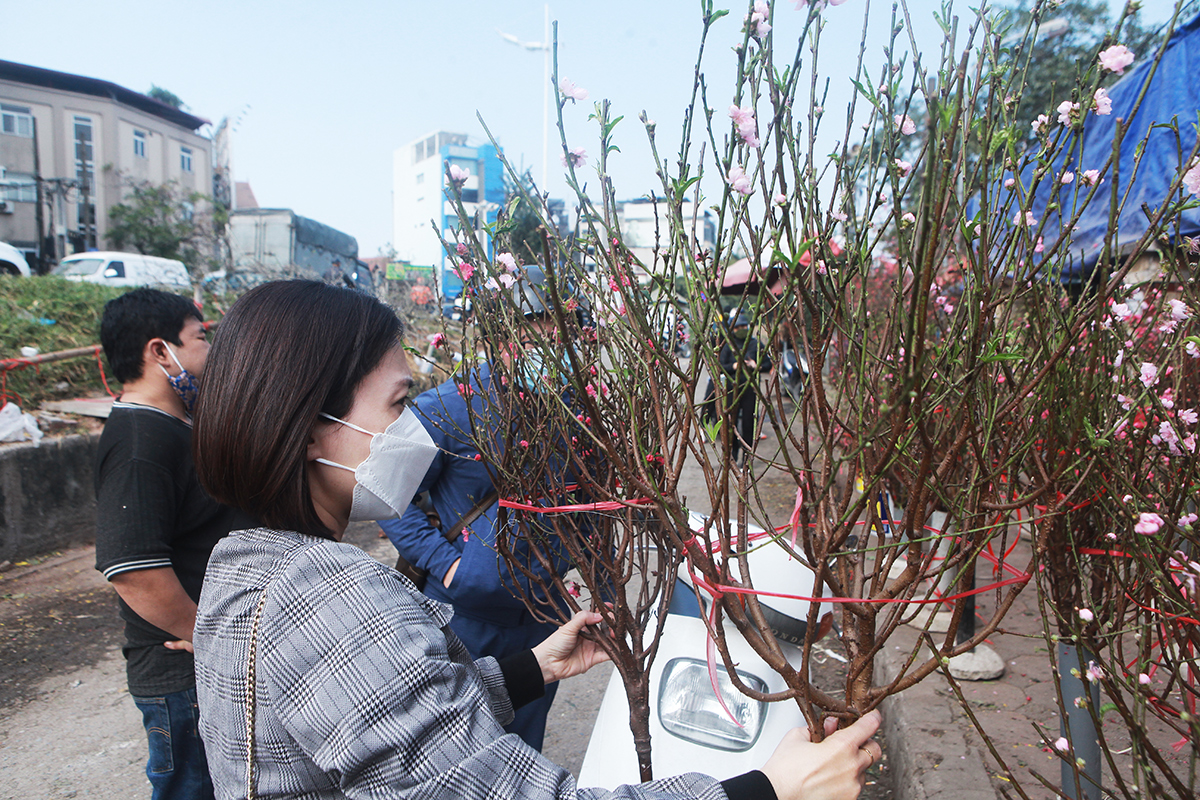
94;402;252;696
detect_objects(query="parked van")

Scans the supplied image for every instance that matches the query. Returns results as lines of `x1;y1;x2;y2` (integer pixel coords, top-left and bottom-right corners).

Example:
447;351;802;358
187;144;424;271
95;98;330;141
52;251;191;290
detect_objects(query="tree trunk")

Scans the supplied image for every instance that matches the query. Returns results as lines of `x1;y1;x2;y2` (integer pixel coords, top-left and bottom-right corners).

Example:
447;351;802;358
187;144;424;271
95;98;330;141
625;673;654;781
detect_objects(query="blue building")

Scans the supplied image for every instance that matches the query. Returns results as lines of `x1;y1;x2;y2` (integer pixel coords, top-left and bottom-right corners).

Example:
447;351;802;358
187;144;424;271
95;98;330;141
392;131;505;299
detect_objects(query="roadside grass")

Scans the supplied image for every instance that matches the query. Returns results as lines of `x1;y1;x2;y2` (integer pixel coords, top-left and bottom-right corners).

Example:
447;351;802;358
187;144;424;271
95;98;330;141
0;276;130;408
2;275;447;410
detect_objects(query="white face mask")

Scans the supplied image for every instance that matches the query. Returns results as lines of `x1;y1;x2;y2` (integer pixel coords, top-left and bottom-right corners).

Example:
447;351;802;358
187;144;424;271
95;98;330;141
314;407;438;522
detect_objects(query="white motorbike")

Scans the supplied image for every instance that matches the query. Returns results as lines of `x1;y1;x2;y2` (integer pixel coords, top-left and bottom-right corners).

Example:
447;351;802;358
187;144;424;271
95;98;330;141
578;512;834;787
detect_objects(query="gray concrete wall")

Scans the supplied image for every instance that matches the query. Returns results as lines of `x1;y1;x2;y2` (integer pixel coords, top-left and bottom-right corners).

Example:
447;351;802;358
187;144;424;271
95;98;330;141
0;434;98;564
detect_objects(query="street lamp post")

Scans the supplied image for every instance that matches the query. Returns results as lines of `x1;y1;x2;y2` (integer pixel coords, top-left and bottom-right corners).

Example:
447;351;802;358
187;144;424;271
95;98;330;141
497;4;551;190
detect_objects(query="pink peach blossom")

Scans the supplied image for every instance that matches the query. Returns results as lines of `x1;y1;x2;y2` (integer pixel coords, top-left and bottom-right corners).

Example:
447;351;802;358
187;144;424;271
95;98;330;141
1139;362;1159;388
559;78;588;102
1185;161;1200;197
1135;512;1164;535
1057;100;1079;125
561;146;587;168
728;164;753;195
894;114;916;135
1098;44;1135;75
729;105;760;148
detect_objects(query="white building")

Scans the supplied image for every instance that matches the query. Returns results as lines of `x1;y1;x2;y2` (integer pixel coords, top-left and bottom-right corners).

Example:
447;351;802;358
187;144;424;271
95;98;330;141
614;197;716;279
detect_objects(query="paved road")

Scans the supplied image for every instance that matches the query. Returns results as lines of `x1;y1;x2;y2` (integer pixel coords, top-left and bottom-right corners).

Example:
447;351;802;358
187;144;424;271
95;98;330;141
0;523;611;799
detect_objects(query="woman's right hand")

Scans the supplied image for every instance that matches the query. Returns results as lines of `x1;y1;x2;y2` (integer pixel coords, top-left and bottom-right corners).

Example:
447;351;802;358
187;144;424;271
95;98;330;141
760;710;882;800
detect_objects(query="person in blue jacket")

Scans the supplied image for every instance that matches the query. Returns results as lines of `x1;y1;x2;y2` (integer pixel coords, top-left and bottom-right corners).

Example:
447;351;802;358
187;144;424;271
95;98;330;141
380;268;574;750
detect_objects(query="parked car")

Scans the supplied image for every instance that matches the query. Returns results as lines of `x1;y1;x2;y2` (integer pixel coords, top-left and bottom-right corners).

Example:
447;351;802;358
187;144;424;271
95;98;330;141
51;251;191;290
0;242;31;276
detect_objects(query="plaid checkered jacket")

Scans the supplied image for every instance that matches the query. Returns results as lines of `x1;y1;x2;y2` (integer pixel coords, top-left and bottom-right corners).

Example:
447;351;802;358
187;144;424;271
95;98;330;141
194;528;750;800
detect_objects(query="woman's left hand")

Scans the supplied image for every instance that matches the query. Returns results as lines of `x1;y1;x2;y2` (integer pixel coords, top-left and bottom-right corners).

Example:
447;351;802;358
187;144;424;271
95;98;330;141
532;610;611;684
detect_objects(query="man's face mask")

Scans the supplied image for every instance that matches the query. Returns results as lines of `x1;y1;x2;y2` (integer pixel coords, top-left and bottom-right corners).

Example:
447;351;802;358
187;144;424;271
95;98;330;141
314;408;438;521
515;346;570;394
159;344;199;416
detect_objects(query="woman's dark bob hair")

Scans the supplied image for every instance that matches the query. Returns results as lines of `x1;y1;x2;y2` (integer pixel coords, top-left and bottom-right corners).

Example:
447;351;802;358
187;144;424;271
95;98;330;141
193;280;403;539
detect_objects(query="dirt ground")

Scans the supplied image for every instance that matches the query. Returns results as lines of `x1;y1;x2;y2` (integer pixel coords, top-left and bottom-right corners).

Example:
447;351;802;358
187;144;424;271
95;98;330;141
0;524;612;799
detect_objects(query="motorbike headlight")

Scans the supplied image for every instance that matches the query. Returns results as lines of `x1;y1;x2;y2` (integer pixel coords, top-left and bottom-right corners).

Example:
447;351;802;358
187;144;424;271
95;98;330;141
657;657;767;751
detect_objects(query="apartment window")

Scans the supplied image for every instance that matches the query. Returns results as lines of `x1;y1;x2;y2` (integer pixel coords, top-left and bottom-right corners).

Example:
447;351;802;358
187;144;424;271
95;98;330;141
0;172;37;202
74;116;97;249
415;173;424;185
180;146;193;172
1;104;33;137
133;130;147;158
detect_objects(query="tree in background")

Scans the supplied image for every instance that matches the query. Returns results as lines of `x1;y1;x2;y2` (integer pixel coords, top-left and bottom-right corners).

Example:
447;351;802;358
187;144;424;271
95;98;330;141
493;168;572;267
146;85;186;110
106;179;226;279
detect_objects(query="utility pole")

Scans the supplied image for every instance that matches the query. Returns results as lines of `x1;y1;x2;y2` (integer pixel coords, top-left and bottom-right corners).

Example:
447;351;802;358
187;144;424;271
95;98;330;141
32;116;47;272
497;4;551;190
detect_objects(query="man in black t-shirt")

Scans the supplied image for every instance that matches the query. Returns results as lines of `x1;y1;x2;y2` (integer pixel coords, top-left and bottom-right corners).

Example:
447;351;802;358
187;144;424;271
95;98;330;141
94;289;250;800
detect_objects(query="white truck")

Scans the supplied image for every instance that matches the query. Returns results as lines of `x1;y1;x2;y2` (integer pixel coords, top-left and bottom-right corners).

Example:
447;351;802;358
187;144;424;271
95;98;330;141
227;208;372;293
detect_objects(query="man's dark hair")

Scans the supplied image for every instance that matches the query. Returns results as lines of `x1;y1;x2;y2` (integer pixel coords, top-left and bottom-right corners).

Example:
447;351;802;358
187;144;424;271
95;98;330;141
100;288;203;383
192;280;403;540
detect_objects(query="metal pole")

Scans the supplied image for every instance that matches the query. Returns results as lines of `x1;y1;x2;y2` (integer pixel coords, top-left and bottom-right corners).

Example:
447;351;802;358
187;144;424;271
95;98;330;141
955;559;976;645
1058;643;1102;800
541;3;550;191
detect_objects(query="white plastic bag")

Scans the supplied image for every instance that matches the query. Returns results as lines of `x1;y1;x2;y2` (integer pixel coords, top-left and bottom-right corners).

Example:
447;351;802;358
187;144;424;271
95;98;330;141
0;401;43;445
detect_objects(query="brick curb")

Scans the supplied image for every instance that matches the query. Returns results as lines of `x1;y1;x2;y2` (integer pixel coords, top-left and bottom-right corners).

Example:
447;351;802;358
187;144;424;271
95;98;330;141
875;642;1002;800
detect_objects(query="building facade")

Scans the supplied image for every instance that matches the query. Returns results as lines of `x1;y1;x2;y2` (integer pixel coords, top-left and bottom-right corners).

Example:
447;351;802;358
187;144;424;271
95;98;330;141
0;59;210;272
613;197;717;279
392;131;504;298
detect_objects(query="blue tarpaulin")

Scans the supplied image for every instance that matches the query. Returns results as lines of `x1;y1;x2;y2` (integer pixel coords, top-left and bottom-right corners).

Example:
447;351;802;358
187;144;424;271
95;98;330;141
975;12;1200;281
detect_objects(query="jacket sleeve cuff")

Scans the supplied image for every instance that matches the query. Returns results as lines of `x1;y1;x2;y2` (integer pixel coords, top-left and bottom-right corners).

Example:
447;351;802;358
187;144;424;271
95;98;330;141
497;649;545;711
720;770;778;800
425;540;463;580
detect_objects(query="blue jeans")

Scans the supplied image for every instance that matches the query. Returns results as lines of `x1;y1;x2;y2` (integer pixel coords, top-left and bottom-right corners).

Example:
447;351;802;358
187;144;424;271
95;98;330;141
132;687;215;800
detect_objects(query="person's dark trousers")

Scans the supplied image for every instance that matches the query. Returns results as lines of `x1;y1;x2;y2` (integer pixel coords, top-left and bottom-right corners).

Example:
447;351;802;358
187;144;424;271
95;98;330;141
449;611;560;750
726;387;757;464
132;686;215;800
700;378;718;424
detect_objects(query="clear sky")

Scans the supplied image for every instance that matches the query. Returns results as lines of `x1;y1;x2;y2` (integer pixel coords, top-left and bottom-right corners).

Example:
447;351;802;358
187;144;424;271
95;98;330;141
3;0;1183;257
